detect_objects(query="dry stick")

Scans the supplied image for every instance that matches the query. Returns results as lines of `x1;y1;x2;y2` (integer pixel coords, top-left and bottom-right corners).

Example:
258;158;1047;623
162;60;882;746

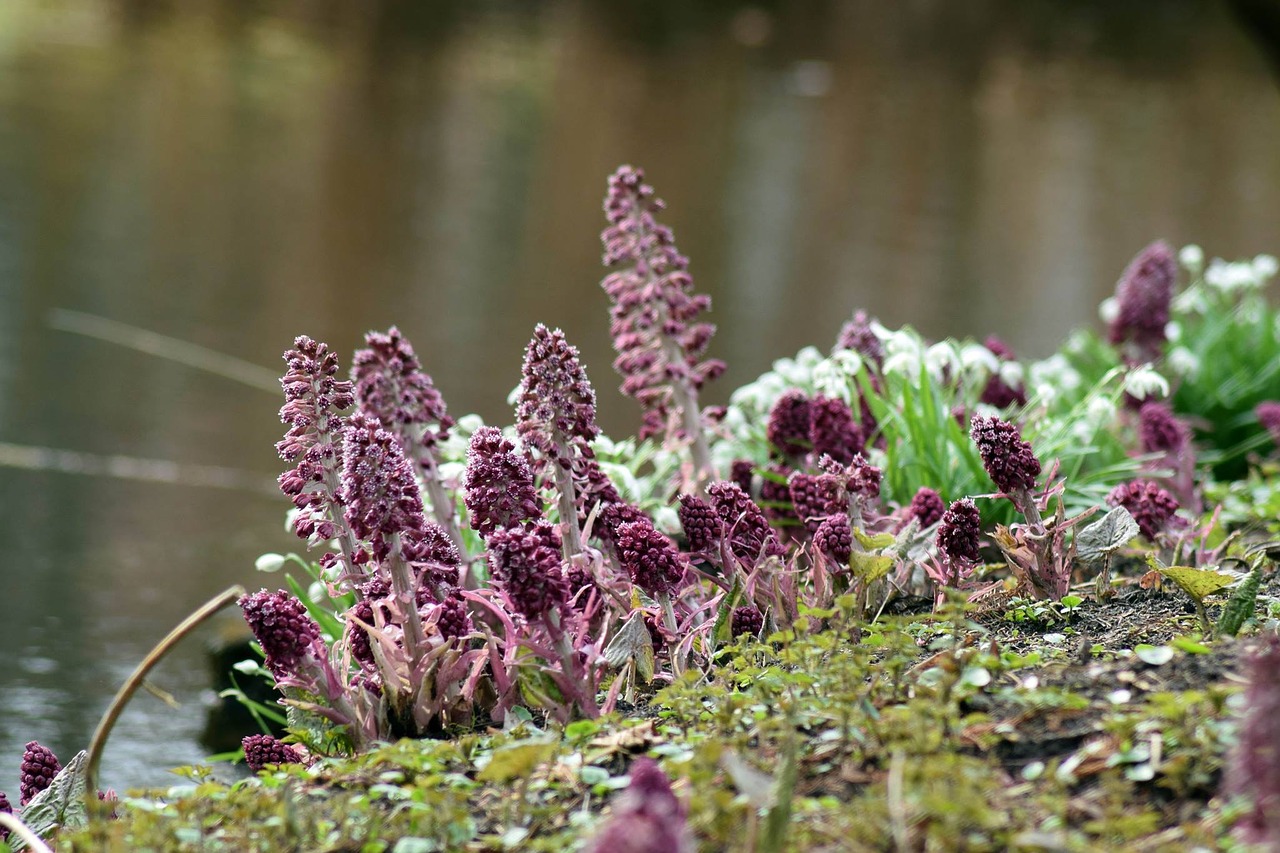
84;585;247;816
0;812;55;853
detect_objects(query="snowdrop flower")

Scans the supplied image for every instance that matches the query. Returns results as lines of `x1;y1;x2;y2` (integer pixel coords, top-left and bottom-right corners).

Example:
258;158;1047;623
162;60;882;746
1087;395;1117;425
1165;321;1181;343
1099;296;1120;325
1179;244;1204;272
1029;354;1081;393
255;553;286;573
1033;383;1059;407
1122;365;1170;401
1205;258;1264;294
1166;346;1200;379
1173;285;1208;315
998;360;1025;388
812;357;854;400
925;341;962;380
960;343;1000;376
1255;254;1279;282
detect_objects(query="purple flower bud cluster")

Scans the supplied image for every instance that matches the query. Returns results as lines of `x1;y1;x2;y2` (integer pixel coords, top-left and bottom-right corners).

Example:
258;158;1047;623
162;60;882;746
970;416;1041;494
347;598;377;667
979;335;1027;409
242;735;304;772
341;412;430;565
601;166;724;438
19;741;60;805
845;454;883;500
909;487;946;527
616;518;686;597
352;326;453;451
586;757;691;853
1108;240;1177;364
814;516;853;565
731;605;764;639
729;459;754;495
936;498;981;570
1258;401;1280;449
788;472;844;533
0;790;11;841
1226;636;1280;846
240;589;323;679
1139;402;1188;455
433;594;472;642
677;494;720;553
1106;480;1180;540
834;310;883;369
810;395;864;465
517;325;600;469
767;391;811;458
707;482;785;564
276;336;354;544
401;523;462;595
464;427;541;538
487;523;568;618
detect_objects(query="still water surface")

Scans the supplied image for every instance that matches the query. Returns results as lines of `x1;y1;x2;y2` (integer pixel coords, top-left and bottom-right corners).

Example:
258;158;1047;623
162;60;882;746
1;0;1278;789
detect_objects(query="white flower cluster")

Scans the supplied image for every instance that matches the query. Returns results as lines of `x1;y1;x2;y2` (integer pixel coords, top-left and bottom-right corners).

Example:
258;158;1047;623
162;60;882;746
1026;354;1082;407
1203;254;1278;294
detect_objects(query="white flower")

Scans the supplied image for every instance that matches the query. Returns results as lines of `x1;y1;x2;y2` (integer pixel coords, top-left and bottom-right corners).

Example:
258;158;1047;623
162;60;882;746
255;553;286;573
812;358;854;400
1086;395;1116;425
959;343;999;376
1179;244;1203;271
652;506;681;536
1033;383;1058;406
1205;258;1262;293
1121;365;1170;400
925;341;962;380
1029;354;1081;392
1099;297;1119;325
1166;346;1200;379
1173;285;1208;314
1164;321;1181;343
1254;254;1279;282
998;360;1025;388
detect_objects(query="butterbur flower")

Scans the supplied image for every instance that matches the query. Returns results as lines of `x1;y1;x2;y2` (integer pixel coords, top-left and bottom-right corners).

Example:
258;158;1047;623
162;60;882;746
433;594;471;642
617;518;686;597
341;413;430;565
1108;240;1177;364
20;741;61;805
707;481;785;564
846;453;883;501
1106;480;1179;540
909;487;945;528
729;459;754;495
1138;401;1188;455
240;589;323;679
1258;402;1280;449
464;427;541;538
601;166;723;466
0;790;11;840
487;523;568;618
242;735;305;772
347;599;377;667
517;324;600;469
731;606;764;639
586;758;691;853
809;395;863;465
936;498;981;580
1225;636;1280;846
351;327;453;450
276;336;355;551
814;516;852;565
834;310;884;369
979;335;1027;409
767;391;811;458
678;494;720;553
970;416;1041;495
789;472;844;533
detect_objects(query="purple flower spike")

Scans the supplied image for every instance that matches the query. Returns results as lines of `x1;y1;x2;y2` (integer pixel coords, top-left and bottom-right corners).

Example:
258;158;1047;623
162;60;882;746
341;413;429;564
19;741;61;805
909;487;946;528
242;735;305;772
834;310;884;369
433;594;471;642
979;336;1027;409
846;454;883;501
517;325;600;469
240;589;323;679
1107;480;1180;540
601;166;724;454
1258;402;1280;448
729;459;755;495
1108;240;1178;364
617;518;686;597
767;391;811;459
276;336;355;552
814;516;853;565
810;395;863;465
731;606;764;639
586;757;691;853
788;472;844;533
347;599;377;667
970;416;1041;495
464;426;541;538
707;481;785;564
352;327;453;450
0;790;11;840
1226;636;1280;846
936;498;982;572
1138;401;1188;455
487;522;568;618
678;494;720;553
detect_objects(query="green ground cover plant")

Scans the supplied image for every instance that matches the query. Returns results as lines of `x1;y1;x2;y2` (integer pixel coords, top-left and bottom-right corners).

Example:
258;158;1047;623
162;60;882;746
5;166;1280;851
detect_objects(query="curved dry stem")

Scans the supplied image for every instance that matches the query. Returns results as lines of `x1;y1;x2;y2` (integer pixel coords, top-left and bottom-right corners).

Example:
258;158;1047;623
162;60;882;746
0;812;54;853
84;585;247;815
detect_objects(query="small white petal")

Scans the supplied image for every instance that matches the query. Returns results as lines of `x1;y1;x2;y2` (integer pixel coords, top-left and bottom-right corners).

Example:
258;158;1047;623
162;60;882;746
1179;244;1203;269
1099;297;1119;324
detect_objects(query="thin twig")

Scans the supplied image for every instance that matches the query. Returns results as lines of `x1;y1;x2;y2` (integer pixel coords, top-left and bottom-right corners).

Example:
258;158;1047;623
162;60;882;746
85;586;247;815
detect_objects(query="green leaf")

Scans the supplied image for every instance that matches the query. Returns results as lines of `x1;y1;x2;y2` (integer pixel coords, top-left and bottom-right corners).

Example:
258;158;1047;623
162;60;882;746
1158;565;1235;604
476;741;556;783
852;529;895;550
849;551;895;584
760;738;798;853
1218;564;1263;638
711;576;744;646
1171;636;1212;654
1076;506;1139;564
17;750;89;845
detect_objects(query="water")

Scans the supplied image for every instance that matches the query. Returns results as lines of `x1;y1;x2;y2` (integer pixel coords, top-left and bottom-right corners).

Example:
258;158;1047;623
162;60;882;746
0;0;1277;792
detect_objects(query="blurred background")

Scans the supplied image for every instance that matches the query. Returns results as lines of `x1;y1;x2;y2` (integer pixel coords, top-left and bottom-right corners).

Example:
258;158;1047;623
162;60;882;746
1;0;1278;790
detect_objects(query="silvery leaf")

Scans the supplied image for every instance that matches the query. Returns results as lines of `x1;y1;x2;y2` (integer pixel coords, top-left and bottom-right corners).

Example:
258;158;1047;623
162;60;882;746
1076;506;1139;564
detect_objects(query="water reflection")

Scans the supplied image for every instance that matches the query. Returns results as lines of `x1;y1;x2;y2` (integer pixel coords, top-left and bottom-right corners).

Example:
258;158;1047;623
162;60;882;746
0;0;1277;788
